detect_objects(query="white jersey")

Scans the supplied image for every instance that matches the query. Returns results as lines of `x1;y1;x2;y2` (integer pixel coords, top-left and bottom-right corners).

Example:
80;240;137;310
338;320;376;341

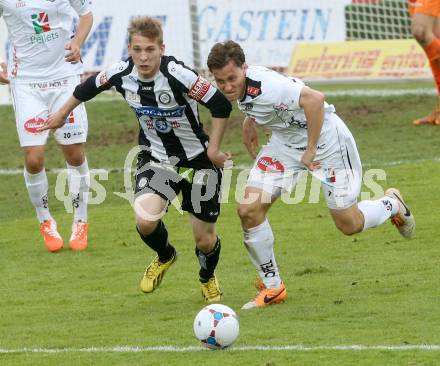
0;0;91;81
238;66;337;152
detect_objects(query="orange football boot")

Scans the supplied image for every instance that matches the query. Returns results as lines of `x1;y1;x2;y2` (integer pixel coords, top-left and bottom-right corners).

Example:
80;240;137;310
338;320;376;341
69;222;88;251
413;108;440;126
242;281;287;309
39;219;63;252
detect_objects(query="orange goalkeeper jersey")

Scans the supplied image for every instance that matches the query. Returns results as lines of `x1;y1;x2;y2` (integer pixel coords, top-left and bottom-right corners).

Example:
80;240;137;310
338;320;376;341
409;0;440;17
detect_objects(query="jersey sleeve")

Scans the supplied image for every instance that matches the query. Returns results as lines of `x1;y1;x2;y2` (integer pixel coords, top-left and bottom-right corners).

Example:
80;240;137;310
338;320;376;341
73;60;129;101
167;60;217;103
69;0;92;16
167;58;231;118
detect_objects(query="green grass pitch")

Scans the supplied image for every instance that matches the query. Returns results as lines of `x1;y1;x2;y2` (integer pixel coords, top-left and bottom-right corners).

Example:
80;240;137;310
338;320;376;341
0;83;439;365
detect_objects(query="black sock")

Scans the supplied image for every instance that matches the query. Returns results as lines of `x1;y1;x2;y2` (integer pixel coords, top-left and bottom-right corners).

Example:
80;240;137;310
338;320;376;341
196;237;221;283
137;221;175;262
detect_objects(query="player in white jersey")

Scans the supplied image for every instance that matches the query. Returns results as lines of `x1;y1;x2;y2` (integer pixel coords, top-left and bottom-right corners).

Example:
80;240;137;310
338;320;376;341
0;0;93;252
207;41;416;310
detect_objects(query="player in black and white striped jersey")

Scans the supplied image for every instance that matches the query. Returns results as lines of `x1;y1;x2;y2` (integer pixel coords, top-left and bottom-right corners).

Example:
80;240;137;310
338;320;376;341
41;17;232;302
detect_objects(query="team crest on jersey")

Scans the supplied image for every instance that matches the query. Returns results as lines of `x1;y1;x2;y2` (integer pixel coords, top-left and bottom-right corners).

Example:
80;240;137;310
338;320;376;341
257;156;285;173
159;92;172;104
154;118;172;133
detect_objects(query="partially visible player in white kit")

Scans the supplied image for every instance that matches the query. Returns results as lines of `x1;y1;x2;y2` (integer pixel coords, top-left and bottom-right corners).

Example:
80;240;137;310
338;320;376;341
207;41;416;309
0;0;93;252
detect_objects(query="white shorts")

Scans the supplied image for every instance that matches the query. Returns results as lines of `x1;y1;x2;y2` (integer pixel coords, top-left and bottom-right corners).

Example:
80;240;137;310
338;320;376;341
11;75;88;147
246;115;362;209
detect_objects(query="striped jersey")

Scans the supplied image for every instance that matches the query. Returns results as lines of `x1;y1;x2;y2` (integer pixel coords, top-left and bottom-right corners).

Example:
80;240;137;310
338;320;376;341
74;56;231;163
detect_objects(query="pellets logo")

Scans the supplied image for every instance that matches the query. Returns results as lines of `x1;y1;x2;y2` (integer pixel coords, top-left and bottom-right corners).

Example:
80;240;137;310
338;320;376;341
24;118;46;134
31;12;51;34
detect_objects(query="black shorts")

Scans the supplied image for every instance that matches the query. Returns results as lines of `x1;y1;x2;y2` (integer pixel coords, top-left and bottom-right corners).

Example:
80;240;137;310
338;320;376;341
135;152;222;223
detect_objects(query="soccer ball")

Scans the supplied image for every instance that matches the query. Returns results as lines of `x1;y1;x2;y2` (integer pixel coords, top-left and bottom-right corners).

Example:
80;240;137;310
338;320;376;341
193;304;239;349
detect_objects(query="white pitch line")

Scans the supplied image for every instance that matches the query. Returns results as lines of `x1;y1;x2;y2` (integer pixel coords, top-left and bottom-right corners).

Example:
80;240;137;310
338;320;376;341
0;157;439;176
323;88;437;97
1;345;440;353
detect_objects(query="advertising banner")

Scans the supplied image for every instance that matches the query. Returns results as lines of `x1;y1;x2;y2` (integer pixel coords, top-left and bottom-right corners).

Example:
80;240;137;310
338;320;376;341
287;39;431;81
80;0;193;71
1;0;352;74
197;0;351;68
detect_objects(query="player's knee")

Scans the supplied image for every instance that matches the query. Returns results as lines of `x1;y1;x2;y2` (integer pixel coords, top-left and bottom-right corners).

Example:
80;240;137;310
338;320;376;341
136;218;159;236
194;232;216;252
67;155;86;166
334;220;362;236
337;225;357;236
237;204;260;227
65;151;86;166
411;24;430;44
25;155;44;174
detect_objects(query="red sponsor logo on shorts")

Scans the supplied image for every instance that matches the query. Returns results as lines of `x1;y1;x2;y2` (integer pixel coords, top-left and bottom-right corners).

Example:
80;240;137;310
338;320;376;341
257;156;285;173
24;117;46;134
188;76;211;101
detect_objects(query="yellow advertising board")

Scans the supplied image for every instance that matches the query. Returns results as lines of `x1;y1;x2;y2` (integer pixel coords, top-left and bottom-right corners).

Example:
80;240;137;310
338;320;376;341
287;40;431;81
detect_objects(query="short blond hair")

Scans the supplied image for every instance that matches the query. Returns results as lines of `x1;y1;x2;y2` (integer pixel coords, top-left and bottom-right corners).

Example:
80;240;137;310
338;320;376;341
128;16;163;44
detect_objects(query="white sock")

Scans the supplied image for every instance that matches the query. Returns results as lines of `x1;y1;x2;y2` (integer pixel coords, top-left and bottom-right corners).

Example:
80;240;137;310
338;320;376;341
358;196;399;231
24;168;51;223
67;159;90;223
243;218;282;289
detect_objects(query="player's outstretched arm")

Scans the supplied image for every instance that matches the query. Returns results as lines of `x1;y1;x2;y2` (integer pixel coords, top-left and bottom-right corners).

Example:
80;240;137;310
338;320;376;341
65;12;93;64
207;116;232;168
242;117;259;159
200;88;233;168
0;62;9;84
299;86;325;171
38;95;82;131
